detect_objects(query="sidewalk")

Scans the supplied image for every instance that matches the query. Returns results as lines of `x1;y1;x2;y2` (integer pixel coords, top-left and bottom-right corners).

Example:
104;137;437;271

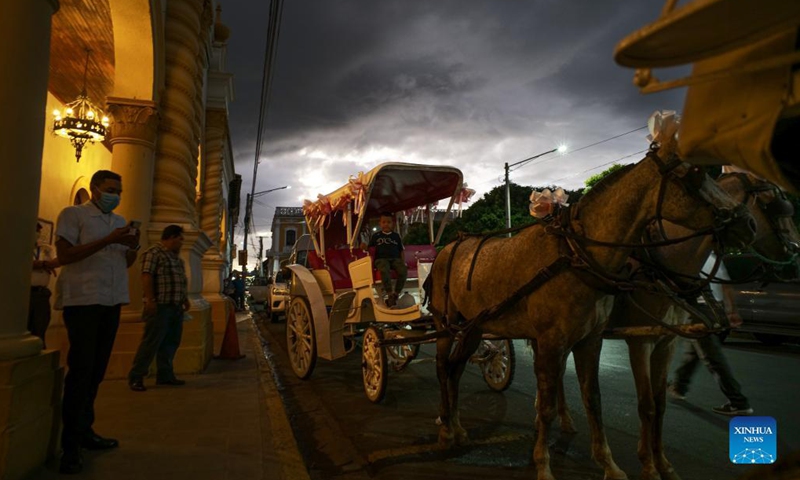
28;313;309;480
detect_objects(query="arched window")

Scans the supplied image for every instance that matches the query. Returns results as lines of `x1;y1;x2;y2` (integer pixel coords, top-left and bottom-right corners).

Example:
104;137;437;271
73;188;89;205
285;229;296;249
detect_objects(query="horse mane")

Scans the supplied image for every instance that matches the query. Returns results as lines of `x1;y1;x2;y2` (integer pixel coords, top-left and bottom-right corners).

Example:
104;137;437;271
578;163;637;207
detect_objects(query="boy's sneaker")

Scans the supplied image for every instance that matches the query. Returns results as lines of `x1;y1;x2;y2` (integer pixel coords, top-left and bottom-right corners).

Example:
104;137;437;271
667;384;686;400
712;403;753;416
386;293;398;308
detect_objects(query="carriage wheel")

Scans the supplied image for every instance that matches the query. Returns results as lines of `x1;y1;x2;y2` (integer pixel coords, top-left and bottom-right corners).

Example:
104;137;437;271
362;326;388;403
480;339;515;392
386;343;420;372
286;296;317;379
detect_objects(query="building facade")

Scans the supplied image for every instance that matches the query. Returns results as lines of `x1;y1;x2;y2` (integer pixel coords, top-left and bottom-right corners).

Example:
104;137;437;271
265;206;306;276
0;1;239;477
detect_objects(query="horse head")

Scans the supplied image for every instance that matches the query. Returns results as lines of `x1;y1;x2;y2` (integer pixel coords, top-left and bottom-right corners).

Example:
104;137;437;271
643;151;757;251
719;172;800;271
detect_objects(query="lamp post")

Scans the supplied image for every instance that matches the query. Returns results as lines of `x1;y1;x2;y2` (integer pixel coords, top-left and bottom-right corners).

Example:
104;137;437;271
504;145;567;230
243;185;290;274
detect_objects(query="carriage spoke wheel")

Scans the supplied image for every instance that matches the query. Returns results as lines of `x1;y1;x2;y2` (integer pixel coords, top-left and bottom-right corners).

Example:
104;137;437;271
479;339;515;392
362;326;388;403
386;343;420;372
286;297;316;379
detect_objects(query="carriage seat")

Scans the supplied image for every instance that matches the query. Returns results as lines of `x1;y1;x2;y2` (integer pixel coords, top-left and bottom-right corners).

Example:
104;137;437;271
306;244;437;291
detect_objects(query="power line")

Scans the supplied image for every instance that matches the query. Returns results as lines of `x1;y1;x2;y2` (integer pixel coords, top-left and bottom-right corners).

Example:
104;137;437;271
509;126;647;173
551;148;649;184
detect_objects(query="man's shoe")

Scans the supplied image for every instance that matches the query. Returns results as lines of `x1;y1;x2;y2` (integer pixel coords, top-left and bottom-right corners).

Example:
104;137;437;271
59;451;83;475
156;378;186;386
129;378;146;392
81;433;119;450
712;403;753;416
667;384;686;401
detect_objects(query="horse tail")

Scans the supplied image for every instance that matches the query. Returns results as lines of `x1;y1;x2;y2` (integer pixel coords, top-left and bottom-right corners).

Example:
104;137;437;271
422;274;433;307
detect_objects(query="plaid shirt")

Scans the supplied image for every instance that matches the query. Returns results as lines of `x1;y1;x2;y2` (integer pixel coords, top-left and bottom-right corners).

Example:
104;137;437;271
141;243;187;305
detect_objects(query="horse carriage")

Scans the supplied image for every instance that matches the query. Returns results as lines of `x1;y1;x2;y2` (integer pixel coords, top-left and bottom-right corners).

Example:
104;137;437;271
283;162;516;402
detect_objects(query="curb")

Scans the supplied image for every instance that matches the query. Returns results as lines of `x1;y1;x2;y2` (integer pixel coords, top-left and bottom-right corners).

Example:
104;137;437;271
249;316;312;480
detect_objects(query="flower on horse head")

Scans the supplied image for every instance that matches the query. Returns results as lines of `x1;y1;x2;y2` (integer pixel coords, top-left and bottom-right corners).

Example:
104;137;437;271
647;110;680;156
529;187;569;219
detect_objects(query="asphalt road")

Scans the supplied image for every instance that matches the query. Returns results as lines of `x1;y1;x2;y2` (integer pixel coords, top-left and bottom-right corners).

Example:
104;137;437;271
258;318;800;480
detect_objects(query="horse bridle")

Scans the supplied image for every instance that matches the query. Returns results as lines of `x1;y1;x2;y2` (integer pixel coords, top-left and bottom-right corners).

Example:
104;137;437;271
721;172;800;259
648;149;752;250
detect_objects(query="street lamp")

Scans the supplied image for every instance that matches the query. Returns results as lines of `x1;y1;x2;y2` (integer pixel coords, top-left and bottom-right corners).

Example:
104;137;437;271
243;185;290;272
504;145;567;230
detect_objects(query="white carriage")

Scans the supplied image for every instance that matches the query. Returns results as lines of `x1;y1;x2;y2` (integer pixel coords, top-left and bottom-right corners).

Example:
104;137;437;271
283;162;515;402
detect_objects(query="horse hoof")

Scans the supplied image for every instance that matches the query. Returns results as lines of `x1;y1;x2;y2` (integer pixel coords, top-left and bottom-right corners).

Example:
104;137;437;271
454;430;470;446
656;469;680;480
438;429;455;448
639;470;661;480
604;469;629;480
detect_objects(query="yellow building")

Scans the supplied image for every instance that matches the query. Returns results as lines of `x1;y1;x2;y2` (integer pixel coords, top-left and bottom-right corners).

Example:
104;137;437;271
0;1;239;478
265;207;307;276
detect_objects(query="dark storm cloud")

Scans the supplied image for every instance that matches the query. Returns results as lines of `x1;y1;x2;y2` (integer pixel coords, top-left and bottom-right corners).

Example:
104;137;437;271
222;0;681;253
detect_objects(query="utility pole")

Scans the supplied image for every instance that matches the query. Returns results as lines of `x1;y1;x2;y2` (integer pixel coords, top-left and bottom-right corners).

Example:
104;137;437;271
259;237;264;274
504;146;566;235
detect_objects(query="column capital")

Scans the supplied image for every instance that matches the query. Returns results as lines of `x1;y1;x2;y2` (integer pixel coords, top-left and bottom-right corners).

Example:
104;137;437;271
106;97;159;149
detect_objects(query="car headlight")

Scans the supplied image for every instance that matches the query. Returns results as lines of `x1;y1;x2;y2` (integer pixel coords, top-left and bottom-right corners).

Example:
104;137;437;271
272;287;289;296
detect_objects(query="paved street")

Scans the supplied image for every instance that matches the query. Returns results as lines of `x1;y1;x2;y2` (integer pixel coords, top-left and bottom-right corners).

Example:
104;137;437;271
258;318;800;480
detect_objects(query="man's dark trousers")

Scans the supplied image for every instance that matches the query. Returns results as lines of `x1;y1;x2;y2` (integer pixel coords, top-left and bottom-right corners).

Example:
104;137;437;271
129;304;183;382
28;286;52;348
61;304;121;454
673;334;750;408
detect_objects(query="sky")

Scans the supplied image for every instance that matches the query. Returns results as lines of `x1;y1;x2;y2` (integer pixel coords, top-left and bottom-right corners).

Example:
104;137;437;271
221;0;688;255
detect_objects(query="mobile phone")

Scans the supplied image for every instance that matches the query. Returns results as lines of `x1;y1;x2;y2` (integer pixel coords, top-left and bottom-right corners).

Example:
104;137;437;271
129;220;142;229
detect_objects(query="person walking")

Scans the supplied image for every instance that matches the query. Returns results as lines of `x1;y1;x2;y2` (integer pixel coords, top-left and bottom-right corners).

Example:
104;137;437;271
231;271;245;311
30;221;58;348
668;252;753;416
55;170;140;474
128;225;190;392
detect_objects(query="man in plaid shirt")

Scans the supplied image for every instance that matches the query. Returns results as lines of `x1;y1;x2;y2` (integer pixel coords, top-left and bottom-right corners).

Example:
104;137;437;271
128;225;190;391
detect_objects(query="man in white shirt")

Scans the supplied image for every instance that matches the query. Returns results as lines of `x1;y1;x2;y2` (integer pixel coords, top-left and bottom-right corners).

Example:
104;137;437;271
55;170;140;474
30;222;58;348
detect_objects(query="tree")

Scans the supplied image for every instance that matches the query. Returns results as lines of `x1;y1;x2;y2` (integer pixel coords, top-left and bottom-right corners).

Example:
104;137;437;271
584;163;629;191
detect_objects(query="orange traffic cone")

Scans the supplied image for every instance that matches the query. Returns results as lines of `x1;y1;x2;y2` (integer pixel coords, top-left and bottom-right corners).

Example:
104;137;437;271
216;298;245;360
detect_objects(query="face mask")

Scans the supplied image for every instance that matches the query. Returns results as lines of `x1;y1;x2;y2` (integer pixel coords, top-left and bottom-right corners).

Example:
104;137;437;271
98;192;120;213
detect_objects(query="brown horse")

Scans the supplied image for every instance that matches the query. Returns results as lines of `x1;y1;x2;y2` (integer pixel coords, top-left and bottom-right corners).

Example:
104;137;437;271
596;172;800;480
425;151;757;480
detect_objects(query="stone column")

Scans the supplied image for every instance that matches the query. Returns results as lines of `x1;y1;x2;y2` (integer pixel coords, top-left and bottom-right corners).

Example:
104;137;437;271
147;0;215;373
0;1;63;478
107;97;159;314
200;109;230;352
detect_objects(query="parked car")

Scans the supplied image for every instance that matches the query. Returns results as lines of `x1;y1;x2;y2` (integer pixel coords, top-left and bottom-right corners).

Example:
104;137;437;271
727;256;800;346
248;275;270;313
265;270;290;322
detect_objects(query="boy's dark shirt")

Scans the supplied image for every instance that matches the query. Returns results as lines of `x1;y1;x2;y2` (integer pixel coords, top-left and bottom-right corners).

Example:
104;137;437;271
369;231;404;259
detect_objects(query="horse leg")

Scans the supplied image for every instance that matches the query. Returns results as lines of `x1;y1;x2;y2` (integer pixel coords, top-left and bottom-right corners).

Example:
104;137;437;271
557;353;577;433
436;335;456;447
448;331;483;445
651;337;681;480
533;345;565;480
626;338;660;480
573;334;628;480
534;343;576;433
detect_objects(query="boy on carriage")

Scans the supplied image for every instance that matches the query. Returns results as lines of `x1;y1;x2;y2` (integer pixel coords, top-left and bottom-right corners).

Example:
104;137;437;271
361;212;407;307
